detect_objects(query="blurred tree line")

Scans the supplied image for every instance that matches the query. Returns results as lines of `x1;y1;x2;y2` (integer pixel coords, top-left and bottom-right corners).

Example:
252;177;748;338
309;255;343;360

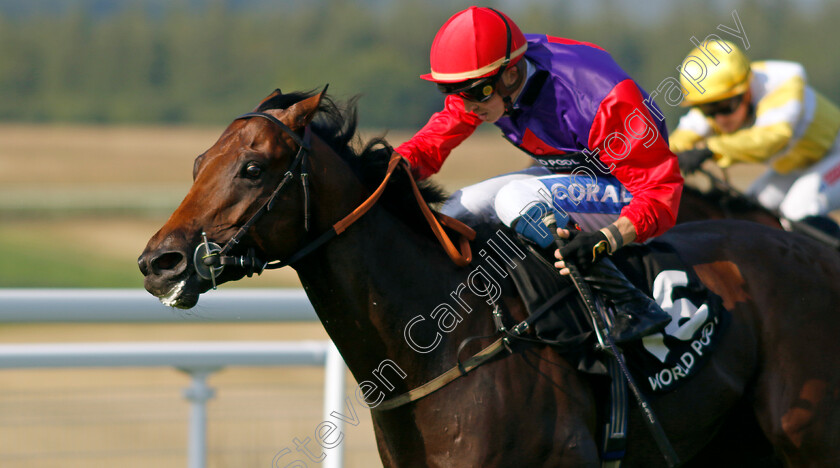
0;0;837;130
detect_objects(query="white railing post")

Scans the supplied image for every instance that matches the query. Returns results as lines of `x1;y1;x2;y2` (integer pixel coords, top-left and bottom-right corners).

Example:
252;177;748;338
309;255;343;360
0;290;351;468
323;343;346;468
181;367;220;468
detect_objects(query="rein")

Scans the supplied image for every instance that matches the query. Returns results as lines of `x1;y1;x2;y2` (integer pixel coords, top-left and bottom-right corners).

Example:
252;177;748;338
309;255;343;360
198;111;520;412
194;113;476;287
194;112;313;286
194;112;593;422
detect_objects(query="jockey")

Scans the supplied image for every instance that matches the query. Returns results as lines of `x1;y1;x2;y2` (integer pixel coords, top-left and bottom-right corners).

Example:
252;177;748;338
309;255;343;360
671;40;840;226
394;6;683;342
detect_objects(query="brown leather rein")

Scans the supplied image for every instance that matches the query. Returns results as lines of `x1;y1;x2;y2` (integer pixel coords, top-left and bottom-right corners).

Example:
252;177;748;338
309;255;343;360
197;114;514;411
195;114;476;283
333;152;476;266
269;150;477;269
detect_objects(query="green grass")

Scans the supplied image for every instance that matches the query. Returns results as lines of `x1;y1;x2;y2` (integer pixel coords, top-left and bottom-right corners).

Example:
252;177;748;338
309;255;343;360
0;217;302;288
0;224;143;288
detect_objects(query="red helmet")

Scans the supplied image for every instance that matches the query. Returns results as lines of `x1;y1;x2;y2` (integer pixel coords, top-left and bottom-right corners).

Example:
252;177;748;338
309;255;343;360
421;6;527;84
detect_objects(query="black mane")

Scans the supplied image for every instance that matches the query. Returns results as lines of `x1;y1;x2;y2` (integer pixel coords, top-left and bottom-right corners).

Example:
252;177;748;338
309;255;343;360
256;89;449;230
682;184;766;214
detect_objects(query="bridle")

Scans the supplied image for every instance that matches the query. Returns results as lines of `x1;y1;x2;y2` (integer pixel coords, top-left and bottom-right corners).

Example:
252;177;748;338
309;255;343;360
191;109;543;416
193;111;476;289
192;112;312;288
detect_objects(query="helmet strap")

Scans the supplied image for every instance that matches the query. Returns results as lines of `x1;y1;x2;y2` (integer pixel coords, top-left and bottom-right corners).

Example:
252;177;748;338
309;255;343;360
499;61;525;115
502;95;514;115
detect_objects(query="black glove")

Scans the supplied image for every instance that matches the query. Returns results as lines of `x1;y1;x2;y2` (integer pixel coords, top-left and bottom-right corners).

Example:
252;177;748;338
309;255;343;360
677;148;714;174
557;230;611;272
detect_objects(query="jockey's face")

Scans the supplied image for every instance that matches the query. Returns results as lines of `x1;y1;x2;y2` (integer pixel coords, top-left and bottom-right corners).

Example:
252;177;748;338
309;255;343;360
462;93;506;123
711;90;752;133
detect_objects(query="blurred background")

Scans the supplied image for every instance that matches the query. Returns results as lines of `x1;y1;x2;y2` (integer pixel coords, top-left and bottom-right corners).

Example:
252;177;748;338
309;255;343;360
0;0;838;466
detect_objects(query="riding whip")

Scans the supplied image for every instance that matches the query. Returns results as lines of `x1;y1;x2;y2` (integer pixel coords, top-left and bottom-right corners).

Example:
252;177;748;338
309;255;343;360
547;214;680;467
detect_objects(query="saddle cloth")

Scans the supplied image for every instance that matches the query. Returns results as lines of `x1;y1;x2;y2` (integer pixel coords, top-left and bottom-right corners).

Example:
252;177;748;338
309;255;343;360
504;234;730;394
612;242;730;394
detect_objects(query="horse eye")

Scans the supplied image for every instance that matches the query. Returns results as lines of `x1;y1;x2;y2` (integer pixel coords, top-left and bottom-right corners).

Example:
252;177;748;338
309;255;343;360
243;162;263;179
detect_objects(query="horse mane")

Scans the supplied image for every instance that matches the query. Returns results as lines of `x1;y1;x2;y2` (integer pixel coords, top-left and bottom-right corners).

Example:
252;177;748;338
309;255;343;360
256;89;449;231
682;184;767;215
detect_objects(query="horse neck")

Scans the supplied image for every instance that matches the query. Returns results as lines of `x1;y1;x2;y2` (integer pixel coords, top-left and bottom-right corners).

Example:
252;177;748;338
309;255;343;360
678;186;782;228
291;141;499;388
297;209;501;387
677;187;726;223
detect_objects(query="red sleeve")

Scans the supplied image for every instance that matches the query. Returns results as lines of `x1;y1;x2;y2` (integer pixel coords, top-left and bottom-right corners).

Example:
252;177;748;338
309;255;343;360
588;79;683;242
394;95;482;180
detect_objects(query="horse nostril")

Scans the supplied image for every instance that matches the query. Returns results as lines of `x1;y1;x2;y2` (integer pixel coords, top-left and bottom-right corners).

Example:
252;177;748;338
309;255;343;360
150;251;186;275
138;256;150;276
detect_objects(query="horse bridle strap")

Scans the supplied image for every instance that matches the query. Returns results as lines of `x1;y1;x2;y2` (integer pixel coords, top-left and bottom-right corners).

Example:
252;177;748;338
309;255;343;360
270;153;475;270
198;120;477;282
226;112;312;251
267;153;409;269
374;337;507;411
195;112;313;286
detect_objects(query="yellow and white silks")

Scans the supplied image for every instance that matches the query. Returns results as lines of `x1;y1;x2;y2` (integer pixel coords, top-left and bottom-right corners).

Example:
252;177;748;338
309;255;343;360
670;60;840;220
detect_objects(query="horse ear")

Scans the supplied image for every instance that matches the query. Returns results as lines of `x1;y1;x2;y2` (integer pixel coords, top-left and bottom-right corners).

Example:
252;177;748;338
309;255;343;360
252;89;283;112
284;86;328;130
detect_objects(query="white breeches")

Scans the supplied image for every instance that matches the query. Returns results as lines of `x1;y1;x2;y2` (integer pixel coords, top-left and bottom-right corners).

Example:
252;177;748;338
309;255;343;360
441;166;631;232
747;133;840;220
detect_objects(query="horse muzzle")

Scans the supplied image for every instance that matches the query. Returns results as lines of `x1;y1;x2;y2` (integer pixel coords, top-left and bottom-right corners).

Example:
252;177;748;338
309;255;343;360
138;244;200;308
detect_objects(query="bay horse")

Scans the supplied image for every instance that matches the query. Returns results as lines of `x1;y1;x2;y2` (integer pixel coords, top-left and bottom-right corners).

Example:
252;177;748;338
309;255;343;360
677;183;782;228
677;173;840;250
139;89;840;467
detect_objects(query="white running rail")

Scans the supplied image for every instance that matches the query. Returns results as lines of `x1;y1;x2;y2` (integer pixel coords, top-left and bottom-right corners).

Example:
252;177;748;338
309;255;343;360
0;289;346;468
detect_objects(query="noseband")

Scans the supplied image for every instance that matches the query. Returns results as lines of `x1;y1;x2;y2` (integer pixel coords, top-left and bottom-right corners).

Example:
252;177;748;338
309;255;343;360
194;111;476;289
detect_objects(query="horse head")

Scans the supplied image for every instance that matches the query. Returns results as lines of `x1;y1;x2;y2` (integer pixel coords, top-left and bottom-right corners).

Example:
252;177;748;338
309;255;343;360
138;89;333;308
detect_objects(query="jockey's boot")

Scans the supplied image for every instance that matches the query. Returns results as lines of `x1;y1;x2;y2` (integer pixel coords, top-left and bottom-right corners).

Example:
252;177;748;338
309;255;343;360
582;257;672;343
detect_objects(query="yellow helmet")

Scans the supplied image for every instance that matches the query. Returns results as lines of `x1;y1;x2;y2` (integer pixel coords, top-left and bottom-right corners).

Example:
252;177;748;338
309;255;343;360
679;40;751;106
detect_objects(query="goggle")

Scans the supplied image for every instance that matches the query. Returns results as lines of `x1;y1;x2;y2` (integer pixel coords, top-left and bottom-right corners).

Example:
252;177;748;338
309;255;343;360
436;76;498;103
697;94;746;117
